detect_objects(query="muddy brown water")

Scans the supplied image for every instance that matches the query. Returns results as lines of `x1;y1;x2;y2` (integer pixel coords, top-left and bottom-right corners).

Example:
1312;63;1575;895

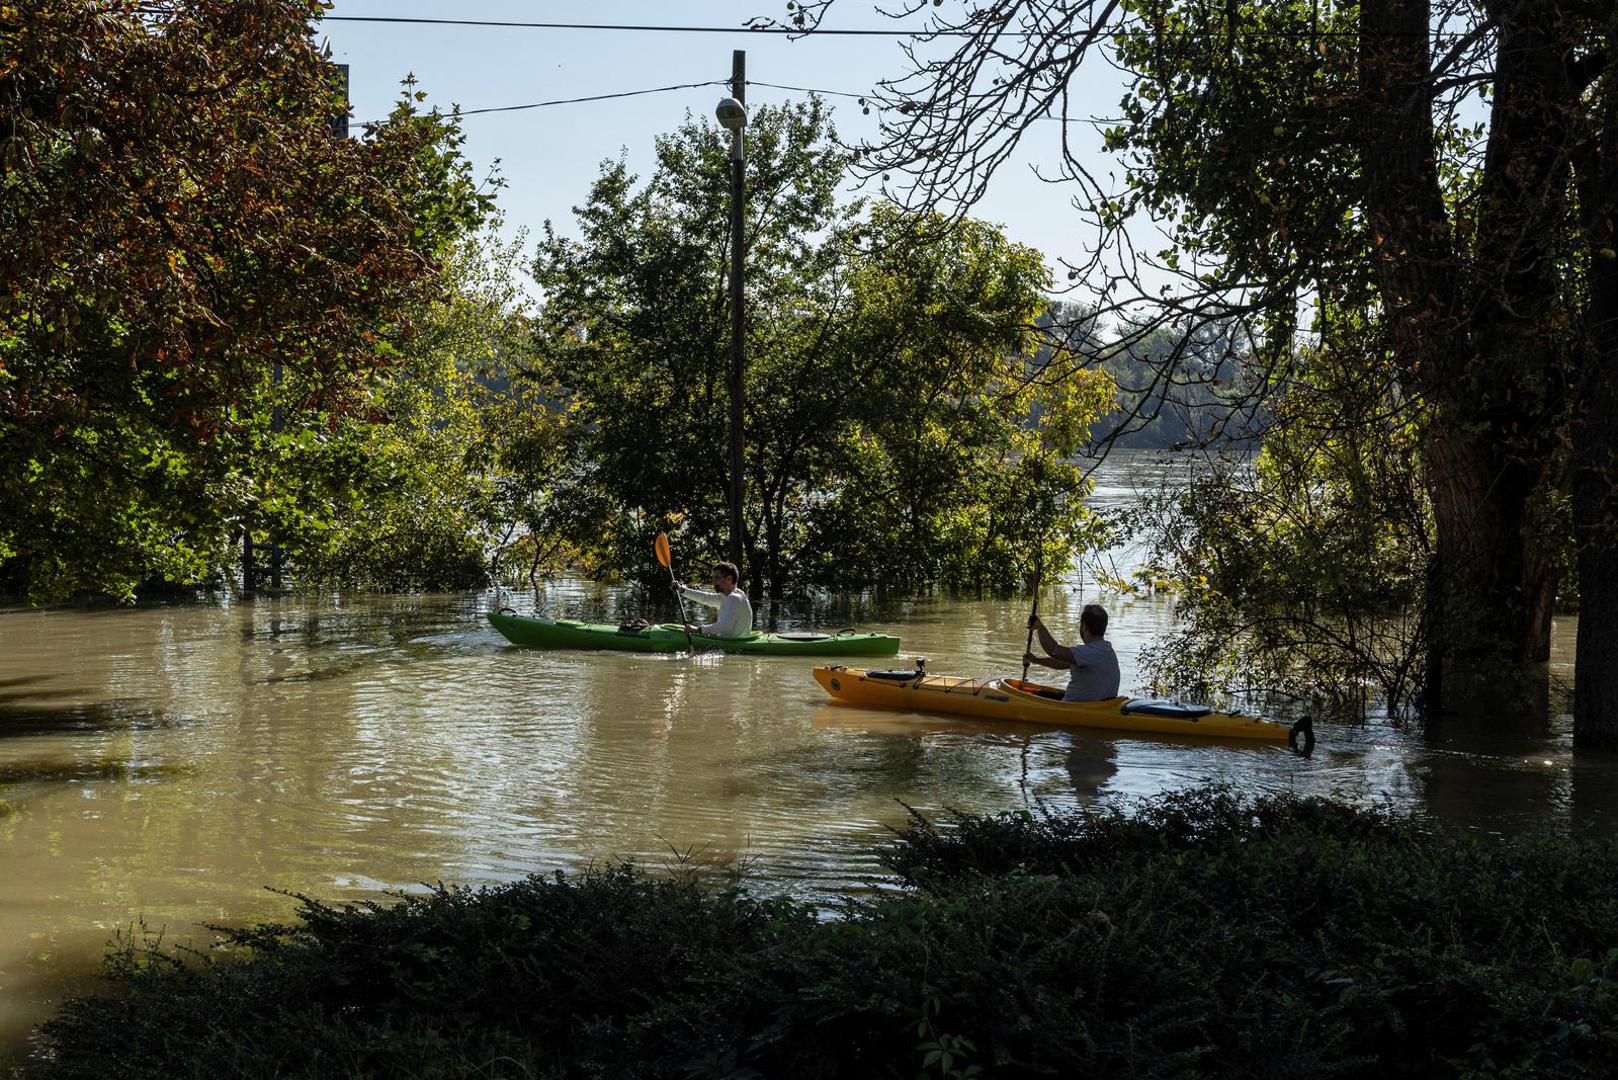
2;452;1611;1050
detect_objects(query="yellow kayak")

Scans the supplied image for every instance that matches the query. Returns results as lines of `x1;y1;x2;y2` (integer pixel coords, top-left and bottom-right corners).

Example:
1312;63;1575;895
813;665;1314;751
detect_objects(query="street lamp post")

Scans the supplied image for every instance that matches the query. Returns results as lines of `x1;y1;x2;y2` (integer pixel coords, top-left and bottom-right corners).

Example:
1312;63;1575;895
716;51;747;583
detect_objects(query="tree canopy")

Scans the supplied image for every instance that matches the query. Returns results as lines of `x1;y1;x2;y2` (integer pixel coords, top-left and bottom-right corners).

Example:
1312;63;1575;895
526;99;1112;596
0;0;494;601
775;0;1618;742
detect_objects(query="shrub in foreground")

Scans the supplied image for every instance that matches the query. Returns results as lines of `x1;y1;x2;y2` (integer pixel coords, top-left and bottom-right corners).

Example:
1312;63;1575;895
28;787;1618;1078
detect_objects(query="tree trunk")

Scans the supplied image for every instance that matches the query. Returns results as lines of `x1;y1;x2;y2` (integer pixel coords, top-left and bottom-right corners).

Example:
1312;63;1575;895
1571;104;1618;747
1567;12;1618;750
241;530;257;597
758;486;783;603
765;519;784;602
1359;0;1569;687
1426;428;1558;669
1573;439;1618;749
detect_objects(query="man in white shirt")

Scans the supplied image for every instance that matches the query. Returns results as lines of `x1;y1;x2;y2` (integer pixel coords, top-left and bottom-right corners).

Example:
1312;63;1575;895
679;561;753;638
1023;604;1122;701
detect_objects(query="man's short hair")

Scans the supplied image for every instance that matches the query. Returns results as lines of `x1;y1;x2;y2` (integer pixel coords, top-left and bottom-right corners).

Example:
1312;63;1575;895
713;561;739;583
1080;604;1108;638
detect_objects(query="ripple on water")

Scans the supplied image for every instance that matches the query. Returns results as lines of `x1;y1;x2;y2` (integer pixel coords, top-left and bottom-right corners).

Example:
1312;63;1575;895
2;453;1613;1051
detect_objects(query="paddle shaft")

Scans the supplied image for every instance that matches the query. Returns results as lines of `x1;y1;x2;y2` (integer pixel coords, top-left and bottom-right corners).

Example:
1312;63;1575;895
655;532;697;655
667;565;696;654
1021;550;1044;682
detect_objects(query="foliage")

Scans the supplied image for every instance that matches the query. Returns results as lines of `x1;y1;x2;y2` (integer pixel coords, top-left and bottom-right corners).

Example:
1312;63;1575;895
1137;319;1434;718
1096;0;1579;688
772;0;1618;739
528;100;1112;595
28;786;1618;1078
289;228;555;592
0;2;493;602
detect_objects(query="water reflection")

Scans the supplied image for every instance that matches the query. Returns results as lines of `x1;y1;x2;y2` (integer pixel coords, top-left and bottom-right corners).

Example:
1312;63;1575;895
0;451;1610;1050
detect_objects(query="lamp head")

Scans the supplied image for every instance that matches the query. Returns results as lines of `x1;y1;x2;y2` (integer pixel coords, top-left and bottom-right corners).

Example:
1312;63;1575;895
715;97;747;131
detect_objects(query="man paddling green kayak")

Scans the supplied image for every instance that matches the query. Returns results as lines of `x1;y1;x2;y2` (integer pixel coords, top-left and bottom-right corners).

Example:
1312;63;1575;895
677;561;753;639
488;536;897;656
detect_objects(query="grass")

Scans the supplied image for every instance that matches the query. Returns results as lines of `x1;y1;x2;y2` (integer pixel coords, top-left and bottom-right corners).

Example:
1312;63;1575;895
21;786;1618;1078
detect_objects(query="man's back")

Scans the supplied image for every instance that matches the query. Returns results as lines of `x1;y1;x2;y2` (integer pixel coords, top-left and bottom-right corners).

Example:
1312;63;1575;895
1063;639;1120;702
681;585;753;638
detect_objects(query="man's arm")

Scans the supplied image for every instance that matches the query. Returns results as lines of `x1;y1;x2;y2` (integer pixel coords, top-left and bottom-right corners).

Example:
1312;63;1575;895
1029;616;1075;664
1022;652;1070;671
679;585;723;609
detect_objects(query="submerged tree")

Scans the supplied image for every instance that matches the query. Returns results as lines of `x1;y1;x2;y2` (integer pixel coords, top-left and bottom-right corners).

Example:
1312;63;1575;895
0;1;493;601
770;0;1618;743
1140;319;1434;717
528;100;1111;596
289;227;554;592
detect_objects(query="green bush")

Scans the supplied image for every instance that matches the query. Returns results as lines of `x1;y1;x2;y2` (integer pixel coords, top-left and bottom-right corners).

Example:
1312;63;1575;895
28;788;1618;1078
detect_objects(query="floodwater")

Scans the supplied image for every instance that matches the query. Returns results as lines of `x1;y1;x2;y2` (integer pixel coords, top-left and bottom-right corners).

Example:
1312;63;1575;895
1;452;1612;1050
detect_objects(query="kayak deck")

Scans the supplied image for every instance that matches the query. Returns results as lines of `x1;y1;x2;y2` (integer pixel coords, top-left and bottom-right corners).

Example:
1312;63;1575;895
813;665;1303;743
489;612;900;657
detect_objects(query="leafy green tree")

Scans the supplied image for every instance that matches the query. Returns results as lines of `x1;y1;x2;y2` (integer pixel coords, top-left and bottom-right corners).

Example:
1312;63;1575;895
0;1;492;601
288;227;551;592
528;100;1111;595
782;0;1618;742
796;205;1114;591
1140;319;1434;717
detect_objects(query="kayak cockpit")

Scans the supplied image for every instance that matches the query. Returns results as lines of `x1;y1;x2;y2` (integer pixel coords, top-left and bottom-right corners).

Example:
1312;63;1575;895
999;680;1212;718
999;678;1128;708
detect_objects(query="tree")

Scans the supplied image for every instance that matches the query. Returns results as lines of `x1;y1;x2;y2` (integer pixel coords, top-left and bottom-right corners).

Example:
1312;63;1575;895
0;1;492;601
772;0;1618;743
1139;320;1434;717
290;227;550;592
528;100;1111;595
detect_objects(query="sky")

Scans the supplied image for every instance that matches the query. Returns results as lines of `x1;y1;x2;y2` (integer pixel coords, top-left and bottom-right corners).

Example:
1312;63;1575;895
318;1;1133;287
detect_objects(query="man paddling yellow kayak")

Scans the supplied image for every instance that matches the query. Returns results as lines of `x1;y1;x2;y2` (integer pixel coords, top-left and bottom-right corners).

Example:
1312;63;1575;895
1023;604;1121;702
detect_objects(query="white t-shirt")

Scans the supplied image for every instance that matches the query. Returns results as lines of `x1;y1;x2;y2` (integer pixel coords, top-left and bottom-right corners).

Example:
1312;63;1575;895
679;585;753;638
1063;639;1121;702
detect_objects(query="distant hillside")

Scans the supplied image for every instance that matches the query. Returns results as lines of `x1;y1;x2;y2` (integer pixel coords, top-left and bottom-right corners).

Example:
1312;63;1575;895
1032;303;1268;450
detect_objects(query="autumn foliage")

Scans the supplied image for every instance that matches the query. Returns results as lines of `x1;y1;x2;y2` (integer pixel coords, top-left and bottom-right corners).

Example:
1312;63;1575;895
0;0;489;599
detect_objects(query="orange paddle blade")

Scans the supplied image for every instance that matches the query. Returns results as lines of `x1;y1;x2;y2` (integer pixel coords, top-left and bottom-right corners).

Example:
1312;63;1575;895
654;532;671;568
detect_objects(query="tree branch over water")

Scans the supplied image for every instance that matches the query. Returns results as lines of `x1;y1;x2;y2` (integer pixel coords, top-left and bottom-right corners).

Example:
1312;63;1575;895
760;1;1618;741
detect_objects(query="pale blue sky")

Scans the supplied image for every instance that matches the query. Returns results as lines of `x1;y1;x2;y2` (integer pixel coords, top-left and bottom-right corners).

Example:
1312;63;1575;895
319;1;1130;284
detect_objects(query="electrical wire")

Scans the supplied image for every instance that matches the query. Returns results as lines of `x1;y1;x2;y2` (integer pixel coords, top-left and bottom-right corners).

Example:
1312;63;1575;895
131;6;1487;43
319;16;963;36
746;80;1083;124
308;15;1478;42
746;80;867;100
356;79;730;126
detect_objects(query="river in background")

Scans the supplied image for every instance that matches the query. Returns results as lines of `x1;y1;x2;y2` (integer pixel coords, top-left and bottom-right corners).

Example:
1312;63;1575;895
1;450;1612;1050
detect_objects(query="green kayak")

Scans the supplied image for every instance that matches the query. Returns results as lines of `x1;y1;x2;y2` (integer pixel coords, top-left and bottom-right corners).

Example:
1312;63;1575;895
487;611;900;657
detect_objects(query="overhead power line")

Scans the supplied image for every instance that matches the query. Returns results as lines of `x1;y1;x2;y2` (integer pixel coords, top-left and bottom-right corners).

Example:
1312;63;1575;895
320;16;959;36
746;81;867;100
361;79;872;128
131;6;1489;42
456;80;728;119
313;15;1479;42
357;80;728;126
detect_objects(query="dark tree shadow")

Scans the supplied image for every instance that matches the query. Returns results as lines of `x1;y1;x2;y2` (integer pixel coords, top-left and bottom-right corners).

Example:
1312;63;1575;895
0;681;172;739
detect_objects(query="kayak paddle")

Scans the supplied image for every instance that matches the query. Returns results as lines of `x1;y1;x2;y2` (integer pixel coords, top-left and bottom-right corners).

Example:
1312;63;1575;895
1022;545;1044;682
654;531;697;655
